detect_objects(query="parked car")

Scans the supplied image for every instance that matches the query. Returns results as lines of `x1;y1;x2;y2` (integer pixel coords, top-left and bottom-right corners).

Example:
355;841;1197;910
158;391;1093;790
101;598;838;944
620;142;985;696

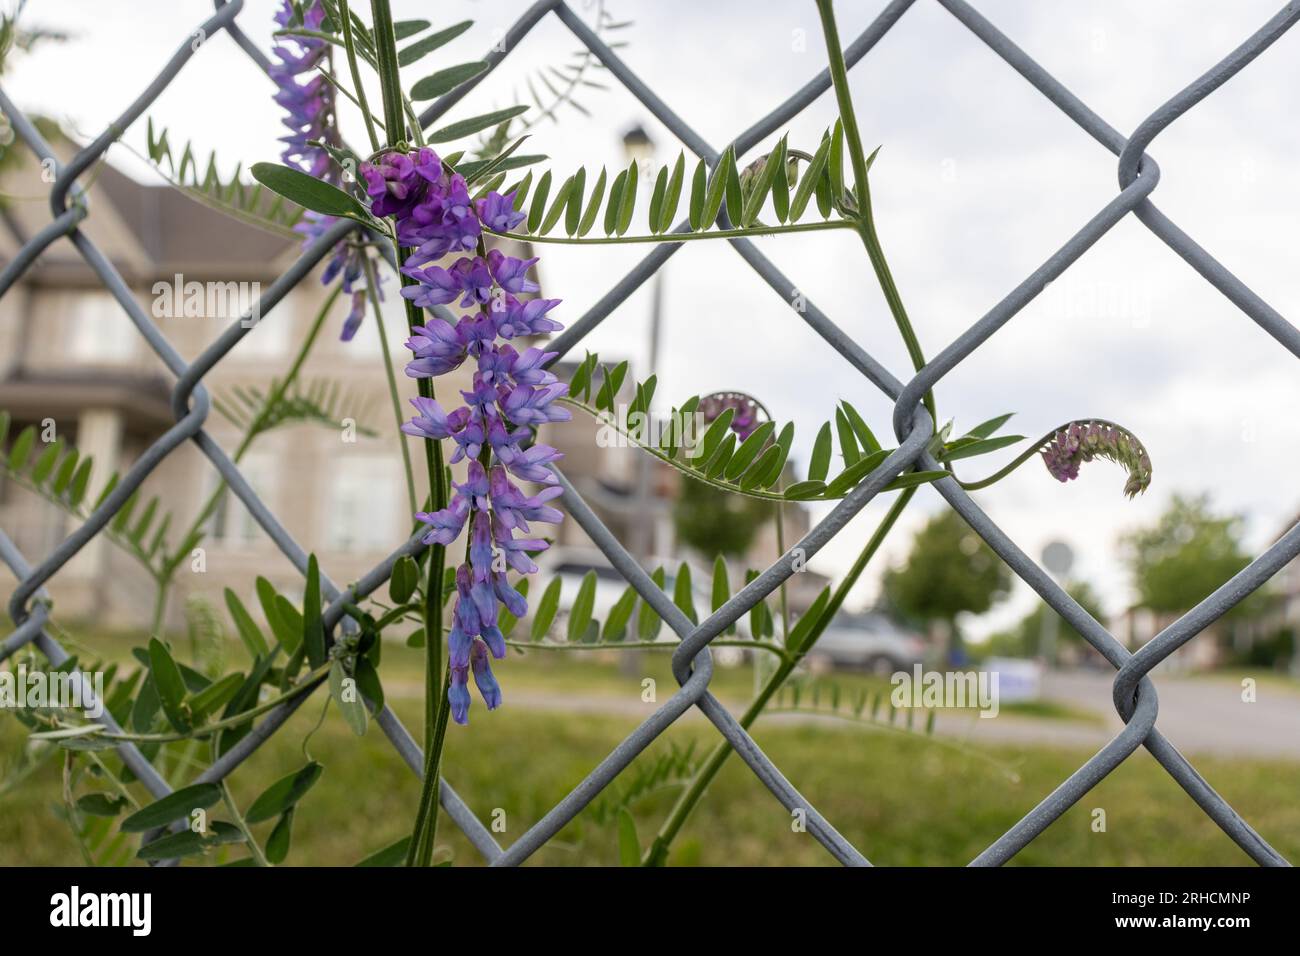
804;610;926;675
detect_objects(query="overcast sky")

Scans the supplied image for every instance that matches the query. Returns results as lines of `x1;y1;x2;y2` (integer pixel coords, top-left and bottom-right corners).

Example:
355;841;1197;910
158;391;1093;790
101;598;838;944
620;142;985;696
7;0;1300;638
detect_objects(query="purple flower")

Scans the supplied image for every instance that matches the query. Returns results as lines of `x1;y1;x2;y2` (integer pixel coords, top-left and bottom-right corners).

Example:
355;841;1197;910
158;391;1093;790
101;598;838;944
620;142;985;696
405;320;468;378
363;147;570;724
496;296;563;339
490;465;563;531
486;249;539;295
500;382;572;428
448;665;472;725
470;641;502;711
496;442;564;484
476;190;526;233
699;392;764;440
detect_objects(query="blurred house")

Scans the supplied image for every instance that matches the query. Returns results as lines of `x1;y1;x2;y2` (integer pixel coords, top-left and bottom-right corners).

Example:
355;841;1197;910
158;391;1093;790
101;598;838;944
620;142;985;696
0;133;820;633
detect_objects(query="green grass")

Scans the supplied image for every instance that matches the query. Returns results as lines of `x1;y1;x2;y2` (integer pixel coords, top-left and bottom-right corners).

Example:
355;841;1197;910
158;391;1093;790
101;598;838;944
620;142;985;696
1;627;1292;866
3;688;1297;866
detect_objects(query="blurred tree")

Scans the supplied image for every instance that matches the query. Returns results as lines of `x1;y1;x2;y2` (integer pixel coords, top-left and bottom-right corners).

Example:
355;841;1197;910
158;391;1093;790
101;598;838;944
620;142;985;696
1121;494;1255;617
672;475;772;558
882;509;1011;663
982;581;1105;660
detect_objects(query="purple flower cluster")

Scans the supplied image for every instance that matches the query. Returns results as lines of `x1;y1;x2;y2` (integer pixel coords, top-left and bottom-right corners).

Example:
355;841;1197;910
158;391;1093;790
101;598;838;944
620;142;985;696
361;147;571;724
1041;420;1152;498
270;0;374;340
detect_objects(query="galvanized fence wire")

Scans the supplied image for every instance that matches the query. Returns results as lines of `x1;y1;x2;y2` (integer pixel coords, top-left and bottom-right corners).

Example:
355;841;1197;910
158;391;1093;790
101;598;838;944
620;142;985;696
0;0;1295;866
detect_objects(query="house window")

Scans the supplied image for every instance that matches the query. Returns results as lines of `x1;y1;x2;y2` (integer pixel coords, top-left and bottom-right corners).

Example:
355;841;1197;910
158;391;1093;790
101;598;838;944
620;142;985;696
203;453;275;548
69;291;136;363
325;455;400;552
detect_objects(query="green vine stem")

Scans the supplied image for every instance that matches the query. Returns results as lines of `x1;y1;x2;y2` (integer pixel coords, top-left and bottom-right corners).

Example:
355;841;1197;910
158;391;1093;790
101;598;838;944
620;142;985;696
485;218;857;246
814;0;935;427
642;484;917;865
364;0;450;868
361;250;418;514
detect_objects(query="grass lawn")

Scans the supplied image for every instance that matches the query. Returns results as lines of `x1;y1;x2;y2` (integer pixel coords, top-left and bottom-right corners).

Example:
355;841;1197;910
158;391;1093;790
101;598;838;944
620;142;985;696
3;679;1297;866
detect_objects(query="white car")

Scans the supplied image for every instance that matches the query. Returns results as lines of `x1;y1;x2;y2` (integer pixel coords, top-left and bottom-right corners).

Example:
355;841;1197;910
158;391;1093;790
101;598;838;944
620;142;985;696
804;611;927;675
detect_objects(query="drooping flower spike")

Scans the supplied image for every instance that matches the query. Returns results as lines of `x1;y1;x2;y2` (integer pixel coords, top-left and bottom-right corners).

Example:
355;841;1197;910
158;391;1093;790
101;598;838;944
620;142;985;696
360;147;571;723
1040;420;1152;498
271;0;379;340
698;391;767;440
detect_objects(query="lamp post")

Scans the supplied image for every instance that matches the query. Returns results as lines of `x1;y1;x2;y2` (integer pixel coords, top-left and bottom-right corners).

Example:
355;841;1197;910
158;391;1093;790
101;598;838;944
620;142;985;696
623;123;661;563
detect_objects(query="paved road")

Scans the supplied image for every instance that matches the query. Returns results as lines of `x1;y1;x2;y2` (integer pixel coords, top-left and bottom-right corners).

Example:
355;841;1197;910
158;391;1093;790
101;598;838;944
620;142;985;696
388;668;1300;759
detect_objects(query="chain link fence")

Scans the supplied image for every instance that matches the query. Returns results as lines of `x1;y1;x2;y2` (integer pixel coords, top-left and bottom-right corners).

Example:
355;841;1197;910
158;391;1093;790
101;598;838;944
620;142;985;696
1;0;1296;866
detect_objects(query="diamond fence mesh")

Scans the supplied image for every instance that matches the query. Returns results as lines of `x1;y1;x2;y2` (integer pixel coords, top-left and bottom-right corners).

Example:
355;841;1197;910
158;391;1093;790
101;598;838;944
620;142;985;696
0;0;1296;866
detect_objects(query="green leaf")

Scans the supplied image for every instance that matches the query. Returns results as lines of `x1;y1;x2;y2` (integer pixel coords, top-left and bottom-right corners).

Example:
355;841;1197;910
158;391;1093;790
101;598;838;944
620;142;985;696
530;577;562;641
189;672;244;722
330;660;368;736
673;562;697;624
566;570;597;643
840;401;881;454
250;163;372;224
389;555;419;604
648;164;667;235
578;166;606;236
265;809;294;865
564;167;586;236
834;407;860;467
30;439;61;485
657;151;685;234
616;159;638;236
7;425;34;471
148;638;190;733
245;761;324;825
302;555;325;669
790;131;832;221
786;586;831;652
604;169;626;236
828;119;845;205
409;60;489;100
224;589;270;661
784;479;827;500
136;822;244;860
356;836;411;867
825;449;889;498
76;792;127;817
941;434;1024;462
602;586;637;642
703;145;735;229
617;808;640;866
539;173;575;235
741;135;787;227
808;421;833;482
710;556;730;612
398;20;472;66
394;19;431;40
724;421;775;481
120;783;222;832
637;567;667;642
704;433;737;480
527;169;552;233
688;158;707;230
696;408;734;464
967;413;1015;440
428;105;528;143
